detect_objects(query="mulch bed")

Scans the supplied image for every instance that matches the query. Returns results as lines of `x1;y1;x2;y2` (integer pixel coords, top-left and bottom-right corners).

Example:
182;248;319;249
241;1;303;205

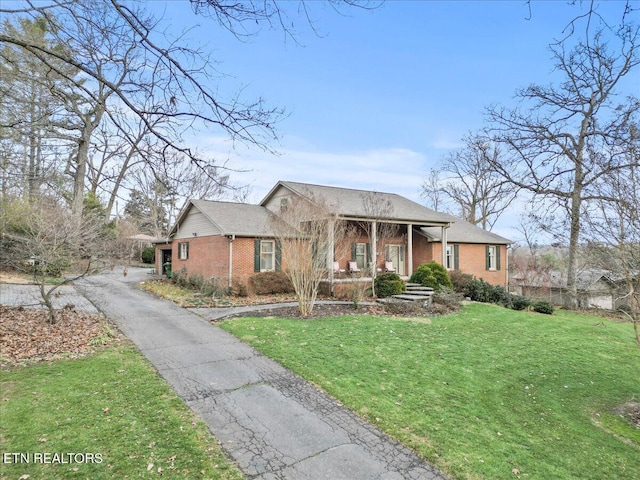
225;302;388;319
0;306;118;366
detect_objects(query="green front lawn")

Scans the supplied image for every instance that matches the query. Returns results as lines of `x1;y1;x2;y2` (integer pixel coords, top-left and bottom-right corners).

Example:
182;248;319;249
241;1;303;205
0;346;244;480
220;303;640;480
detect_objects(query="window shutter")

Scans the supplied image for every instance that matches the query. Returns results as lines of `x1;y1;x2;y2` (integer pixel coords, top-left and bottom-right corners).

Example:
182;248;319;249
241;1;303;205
254;239;261;272
351;243;356;261
366;243;372;263
385;245;390;261
454;244;459;270
485;245;491;270
496;245;501;271
275;240;282;271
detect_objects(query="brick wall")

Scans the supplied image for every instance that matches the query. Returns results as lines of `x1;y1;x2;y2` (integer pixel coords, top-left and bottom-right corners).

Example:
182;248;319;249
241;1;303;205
231;237;257;286
171;235;229;280
160;234;508;289
455;243;508;286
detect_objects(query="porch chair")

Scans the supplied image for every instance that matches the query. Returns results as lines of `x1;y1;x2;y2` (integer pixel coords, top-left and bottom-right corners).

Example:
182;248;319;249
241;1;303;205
333;261;346;277
348;261;360;274
384;261;396;273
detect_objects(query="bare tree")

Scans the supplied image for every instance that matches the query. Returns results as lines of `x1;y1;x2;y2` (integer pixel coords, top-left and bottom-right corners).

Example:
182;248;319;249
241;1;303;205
269;195;351;317
421;133;518;230
358;192;401;297
485;12;639;307
0;196;108;323
1;1;376;214
583;135;640;348
0;1;283;216
420;169;445;213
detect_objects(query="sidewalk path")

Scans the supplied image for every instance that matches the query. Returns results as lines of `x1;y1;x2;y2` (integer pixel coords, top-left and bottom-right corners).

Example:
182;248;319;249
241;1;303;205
75;268;448;480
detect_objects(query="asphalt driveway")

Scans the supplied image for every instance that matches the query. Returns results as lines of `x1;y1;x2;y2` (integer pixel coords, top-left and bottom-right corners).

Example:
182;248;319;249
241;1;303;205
74;268;447;480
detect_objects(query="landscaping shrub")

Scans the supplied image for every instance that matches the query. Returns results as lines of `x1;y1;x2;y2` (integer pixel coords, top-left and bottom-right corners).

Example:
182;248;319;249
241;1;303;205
343;278;371;308
533;300;555;315
141;246;155;264
382;299;425;316
491;285;513;307
172;267;189;288
510;294;532;311
187;273;205;291
374;272;406;298
431;287;463;313
465;278;494;302
449;269;474;294
409;261;453;291
231;280;248;297
251;271;295;295
202;277;228;298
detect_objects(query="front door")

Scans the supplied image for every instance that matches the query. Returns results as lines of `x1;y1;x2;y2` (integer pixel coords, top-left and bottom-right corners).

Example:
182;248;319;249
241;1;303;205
386;245;405;276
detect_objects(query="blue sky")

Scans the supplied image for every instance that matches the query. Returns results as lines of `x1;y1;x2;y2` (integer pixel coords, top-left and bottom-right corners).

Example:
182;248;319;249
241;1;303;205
150;0;638;240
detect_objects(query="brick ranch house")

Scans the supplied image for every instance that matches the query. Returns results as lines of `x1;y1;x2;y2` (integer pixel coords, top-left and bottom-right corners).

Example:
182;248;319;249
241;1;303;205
155;181;512;293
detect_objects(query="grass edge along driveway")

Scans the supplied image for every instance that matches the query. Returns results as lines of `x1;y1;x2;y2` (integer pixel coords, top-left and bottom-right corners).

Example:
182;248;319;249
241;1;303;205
0;345;245;480
220;302;640;480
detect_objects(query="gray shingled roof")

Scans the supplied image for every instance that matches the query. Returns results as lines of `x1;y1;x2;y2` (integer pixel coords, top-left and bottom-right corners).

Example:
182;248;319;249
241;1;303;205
191;200;276;237
265;181;453;225
419;213;512;245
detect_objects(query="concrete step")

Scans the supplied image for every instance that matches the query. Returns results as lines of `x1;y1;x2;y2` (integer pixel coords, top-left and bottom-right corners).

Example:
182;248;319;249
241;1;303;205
391;294;433;302
406;286;434;293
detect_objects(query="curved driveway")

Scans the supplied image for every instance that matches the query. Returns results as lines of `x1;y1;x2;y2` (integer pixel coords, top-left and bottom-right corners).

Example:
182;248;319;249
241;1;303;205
76;268;447;480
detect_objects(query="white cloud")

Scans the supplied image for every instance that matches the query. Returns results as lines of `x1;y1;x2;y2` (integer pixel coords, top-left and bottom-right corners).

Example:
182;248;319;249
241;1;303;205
201;141;431;203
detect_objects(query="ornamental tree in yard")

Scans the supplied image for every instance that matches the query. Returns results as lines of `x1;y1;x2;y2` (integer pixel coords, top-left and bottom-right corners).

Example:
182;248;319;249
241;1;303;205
0;196;108;323
269;194;353;317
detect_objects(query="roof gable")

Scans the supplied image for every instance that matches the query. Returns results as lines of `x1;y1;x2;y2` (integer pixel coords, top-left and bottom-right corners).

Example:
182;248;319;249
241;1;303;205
170;200;276;237
261;180;453;226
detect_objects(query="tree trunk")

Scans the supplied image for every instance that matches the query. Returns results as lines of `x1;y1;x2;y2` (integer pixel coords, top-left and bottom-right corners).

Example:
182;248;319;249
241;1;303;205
564;179;583;309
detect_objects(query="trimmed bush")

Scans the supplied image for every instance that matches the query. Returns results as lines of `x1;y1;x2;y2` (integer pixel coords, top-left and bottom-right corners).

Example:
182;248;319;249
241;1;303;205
374;272;406;298
251;271;294;295
465;278;494;302
533;301;554;315
449;269;474;294
141;246;155;264
510;295;532;311
409;261;453;291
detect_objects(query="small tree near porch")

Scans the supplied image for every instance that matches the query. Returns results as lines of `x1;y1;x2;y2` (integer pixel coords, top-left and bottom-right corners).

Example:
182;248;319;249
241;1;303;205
269;195;351;317
358;192;401;297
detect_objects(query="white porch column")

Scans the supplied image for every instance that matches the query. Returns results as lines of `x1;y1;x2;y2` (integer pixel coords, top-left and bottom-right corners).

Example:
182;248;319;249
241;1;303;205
371;220;377;276
407;223;413;276
441;225;448;266
327;219;335;285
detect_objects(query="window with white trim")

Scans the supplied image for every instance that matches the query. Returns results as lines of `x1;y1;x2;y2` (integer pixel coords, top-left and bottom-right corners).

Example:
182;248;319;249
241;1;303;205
446;245;454;270
487;245;497;270
260;240;275;271
178;242;189;260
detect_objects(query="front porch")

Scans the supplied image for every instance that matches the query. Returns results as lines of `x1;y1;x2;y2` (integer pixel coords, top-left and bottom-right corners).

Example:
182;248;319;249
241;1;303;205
319;273;411;296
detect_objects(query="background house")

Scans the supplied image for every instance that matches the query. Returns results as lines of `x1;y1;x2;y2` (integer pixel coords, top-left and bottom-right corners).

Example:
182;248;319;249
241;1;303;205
156;181;512;291
511;268;631;310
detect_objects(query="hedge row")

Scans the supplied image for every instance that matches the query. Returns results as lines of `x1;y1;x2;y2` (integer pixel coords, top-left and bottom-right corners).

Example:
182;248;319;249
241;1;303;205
450;270;554;315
